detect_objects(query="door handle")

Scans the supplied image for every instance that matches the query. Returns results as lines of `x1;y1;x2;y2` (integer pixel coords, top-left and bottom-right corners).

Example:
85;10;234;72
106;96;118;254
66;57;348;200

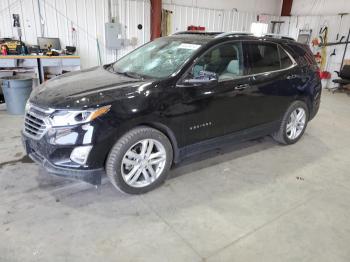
234;84;249;90
286;74;297;80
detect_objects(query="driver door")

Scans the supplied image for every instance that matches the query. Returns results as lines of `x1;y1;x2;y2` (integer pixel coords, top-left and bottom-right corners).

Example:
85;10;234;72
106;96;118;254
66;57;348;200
178;41;257;145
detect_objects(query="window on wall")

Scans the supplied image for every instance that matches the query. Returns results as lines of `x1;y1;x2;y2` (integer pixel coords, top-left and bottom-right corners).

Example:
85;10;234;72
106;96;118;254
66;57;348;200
250;22;268;36
246;42;281;74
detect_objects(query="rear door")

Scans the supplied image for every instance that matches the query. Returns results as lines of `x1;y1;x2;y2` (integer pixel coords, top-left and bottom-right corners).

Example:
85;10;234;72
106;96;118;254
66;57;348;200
245;41;297;125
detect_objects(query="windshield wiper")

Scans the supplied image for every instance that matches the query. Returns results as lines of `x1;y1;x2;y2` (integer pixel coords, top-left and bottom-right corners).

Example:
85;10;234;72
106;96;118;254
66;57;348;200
116;71;144;80
105;64;116;73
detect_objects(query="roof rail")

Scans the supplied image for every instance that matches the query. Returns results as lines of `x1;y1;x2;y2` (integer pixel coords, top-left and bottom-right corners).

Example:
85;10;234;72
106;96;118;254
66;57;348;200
215;32;253;38
172;31;223;36
263;34;295;41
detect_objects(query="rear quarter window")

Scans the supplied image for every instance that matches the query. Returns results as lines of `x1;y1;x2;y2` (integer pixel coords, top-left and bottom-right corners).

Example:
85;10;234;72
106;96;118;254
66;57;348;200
246;42;280;74
286;43;317;67
279;46;293;69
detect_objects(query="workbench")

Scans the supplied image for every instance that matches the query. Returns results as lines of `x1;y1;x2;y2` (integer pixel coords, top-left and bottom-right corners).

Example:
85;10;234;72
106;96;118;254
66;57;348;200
0;55;80;84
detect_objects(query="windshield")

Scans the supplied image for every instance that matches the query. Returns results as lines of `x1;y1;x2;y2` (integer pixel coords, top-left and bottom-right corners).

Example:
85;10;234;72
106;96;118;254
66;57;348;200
112;37;202;79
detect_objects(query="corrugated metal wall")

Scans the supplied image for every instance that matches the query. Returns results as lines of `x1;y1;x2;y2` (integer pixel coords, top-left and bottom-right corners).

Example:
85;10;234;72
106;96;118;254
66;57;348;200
163;3;280;33
0;0;151;68
0;0;281;69
6;0;346;82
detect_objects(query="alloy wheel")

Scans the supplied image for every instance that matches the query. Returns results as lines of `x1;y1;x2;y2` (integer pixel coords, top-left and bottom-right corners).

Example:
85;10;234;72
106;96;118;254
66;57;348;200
121;139;167;188
286;107;306;140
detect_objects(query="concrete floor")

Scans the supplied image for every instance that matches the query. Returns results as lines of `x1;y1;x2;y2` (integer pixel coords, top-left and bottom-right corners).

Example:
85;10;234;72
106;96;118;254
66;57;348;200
1;91;350;262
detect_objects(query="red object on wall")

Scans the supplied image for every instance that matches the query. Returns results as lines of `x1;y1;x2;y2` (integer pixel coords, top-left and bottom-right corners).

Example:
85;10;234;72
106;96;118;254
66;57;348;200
314;52;322;64
187;25;205;31
281;0;293;16
320;71;331;79
150;0;162;40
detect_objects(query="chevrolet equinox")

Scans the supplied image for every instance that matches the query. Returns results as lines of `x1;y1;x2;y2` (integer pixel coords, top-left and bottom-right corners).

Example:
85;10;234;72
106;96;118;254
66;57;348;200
22;32;321;194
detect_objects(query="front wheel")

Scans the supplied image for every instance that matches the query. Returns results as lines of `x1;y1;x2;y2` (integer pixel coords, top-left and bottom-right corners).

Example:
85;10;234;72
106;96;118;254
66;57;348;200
272;101;309;145
106;127;173;194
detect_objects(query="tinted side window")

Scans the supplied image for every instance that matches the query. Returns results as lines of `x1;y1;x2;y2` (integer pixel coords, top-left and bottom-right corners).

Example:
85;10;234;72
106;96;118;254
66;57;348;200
287;43;317;67
279;46;293;69
192;42;247;81
247;43;280;74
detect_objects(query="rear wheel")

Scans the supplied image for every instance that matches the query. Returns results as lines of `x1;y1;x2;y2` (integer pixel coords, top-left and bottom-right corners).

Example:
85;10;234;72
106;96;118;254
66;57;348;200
272;101;309;145
106;127;173;194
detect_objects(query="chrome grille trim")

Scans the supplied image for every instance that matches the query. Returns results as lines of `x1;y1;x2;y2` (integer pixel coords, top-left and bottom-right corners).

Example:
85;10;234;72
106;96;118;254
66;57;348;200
23;104;51;140
24;120;45;132
25;115;44;127
25;122;45;131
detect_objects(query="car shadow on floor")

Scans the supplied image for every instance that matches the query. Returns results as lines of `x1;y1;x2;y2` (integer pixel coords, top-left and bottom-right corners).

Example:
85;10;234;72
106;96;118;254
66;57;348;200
37;136;276;194
39;131;330;212
169;136;277;180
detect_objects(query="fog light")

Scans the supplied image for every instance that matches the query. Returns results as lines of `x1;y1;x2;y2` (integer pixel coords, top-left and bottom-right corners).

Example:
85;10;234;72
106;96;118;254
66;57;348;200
70;146;92;165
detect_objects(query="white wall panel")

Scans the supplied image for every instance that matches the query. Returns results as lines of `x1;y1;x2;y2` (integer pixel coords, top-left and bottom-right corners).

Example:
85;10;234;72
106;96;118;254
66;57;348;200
6;0;348;89
0;0;150;69
163;3;279;34
20;0;38;43
163;0;282;15
1;0;279;70
0;0;16;38
291;0;350;16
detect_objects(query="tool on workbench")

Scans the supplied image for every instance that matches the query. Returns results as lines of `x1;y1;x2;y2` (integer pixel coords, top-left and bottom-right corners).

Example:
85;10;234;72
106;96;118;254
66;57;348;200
28;45;40;55
0;39;27;55
65;46;76;55
1;44;8;55
44;44;59;56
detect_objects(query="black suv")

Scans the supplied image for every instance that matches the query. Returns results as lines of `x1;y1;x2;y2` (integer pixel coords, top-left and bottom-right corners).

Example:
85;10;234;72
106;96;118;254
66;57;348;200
22;32;321;194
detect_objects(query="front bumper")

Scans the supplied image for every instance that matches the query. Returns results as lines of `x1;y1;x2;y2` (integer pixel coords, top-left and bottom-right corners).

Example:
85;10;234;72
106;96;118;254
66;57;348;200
22;126;106;185
27;146;104;185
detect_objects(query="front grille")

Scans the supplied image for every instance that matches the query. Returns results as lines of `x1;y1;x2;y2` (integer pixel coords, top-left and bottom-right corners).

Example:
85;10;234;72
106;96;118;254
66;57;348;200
23;104;53;139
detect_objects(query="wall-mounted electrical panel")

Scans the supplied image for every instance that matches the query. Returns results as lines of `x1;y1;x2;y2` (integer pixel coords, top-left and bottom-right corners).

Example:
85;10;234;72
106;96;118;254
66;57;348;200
105;22;123;49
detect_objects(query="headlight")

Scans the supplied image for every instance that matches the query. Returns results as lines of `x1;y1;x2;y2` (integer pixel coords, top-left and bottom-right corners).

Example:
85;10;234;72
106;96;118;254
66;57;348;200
25;100;31;112
49;105;111;127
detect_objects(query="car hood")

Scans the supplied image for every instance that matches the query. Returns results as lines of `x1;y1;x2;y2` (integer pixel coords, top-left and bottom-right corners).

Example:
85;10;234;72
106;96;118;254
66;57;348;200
29;66;152;109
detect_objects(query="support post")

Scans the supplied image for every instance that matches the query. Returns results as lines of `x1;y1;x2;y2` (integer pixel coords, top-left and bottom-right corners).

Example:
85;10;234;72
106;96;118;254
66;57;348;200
150;0;162;40
281;0;293;16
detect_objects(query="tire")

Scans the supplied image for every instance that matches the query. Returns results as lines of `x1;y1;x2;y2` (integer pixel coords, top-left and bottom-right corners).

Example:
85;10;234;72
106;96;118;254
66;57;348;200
272;101;309;145
106;126;173;194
